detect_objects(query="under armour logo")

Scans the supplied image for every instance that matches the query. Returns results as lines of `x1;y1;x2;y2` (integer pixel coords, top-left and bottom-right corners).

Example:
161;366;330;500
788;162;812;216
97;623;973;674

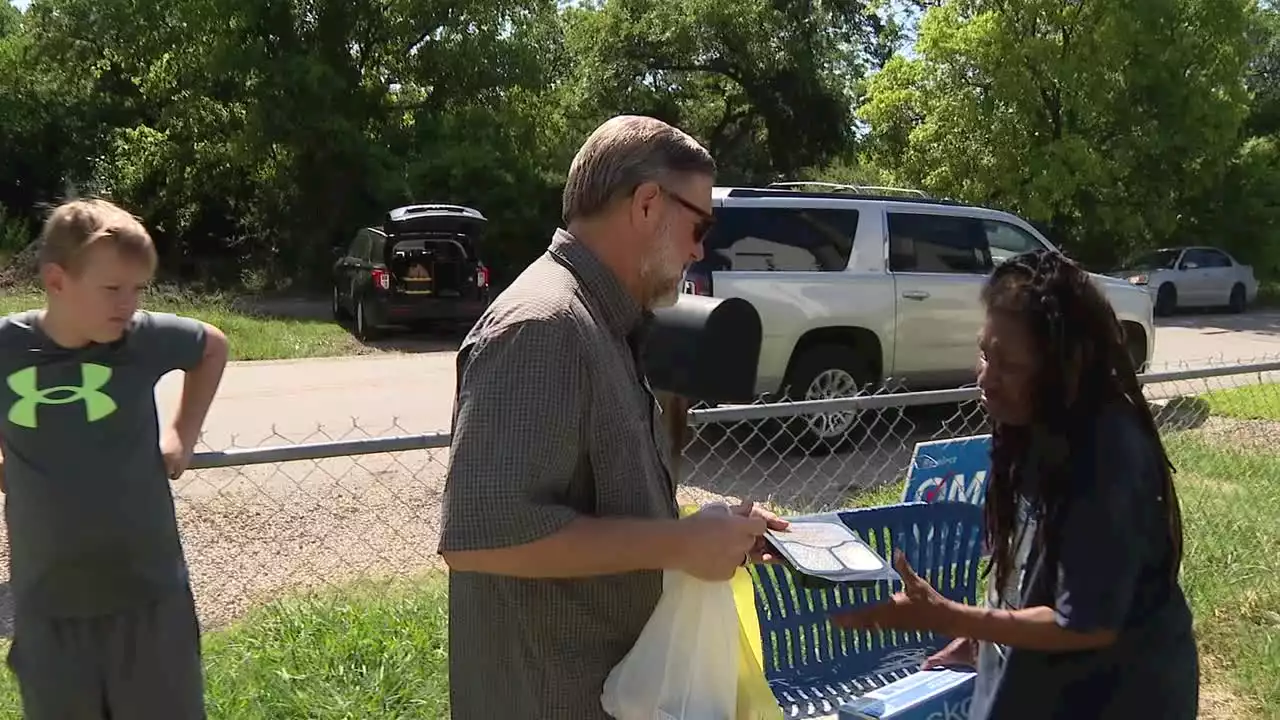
6;363;117;428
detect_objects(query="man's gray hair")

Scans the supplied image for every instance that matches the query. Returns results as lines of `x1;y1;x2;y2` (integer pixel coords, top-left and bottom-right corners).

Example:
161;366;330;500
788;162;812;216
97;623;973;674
562;115;716;223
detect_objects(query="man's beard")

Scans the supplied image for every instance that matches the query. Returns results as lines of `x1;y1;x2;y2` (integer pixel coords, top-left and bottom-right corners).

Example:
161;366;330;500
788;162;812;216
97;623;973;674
639;220;685;309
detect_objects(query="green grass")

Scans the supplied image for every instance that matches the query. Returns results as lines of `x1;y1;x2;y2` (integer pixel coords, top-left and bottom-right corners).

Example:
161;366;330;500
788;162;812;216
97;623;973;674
1200;383;1280;422
0;289;361;361
0;430;1271;717
1163;433;1280;717
0;577;451;718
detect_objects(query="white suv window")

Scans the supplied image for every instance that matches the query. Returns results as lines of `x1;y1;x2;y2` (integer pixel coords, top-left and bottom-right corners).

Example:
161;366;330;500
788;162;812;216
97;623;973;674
698;207;859;272
888;212;989;274
984;220;1045;264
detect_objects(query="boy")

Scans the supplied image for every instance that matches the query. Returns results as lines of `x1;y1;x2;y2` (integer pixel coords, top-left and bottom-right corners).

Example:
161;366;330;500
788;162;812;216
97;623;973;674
0;198;229;719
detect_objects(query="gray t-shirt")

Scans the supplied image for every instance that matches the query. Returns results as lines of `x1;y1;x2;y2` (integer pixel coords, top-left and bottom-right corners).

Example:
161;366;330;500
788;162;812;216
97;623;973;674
0;310;207;617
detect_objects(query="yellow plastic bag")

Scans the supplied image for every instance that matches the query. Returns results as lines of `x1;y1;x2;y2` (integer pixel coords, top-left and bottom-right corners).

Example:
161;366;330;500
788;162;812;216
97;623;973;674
680;505;784;720
731;565;785;720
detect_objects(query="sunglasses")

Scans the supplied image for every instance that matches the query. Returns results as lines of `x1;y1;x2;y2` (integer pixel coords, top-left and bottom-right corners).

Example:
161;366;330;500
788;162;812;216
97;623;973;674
660;187;715;243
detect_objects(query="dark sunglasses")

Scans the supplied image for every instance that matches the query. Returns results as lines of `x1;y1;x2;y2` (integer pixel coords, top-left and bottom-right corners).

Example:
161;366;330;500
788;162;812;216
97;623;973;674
660;187;715;242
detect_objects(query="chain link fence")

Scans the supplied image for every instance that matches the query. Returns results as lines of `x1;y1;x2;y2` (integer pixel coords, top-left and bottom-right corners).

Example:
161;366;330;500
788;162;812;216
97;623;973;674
679;359;1280;514
0;358;1274;633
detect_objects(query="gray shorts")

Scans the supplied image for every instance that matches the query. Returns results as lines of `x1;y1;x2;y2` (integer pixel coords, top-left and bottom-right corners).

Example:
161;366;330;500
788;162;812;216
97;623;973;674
7;586;205;720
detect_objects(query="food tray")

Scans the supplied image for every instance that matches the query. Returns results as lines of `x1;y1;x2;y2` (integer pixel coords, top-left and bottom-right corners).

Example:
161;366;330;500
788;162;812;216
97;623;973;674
765;515;900;588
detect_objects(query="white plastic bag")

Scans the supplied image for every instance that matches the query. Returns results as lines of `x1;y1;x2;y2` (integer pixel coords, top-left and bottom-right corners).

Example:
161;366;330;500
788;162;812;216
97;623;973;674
601;569;740;720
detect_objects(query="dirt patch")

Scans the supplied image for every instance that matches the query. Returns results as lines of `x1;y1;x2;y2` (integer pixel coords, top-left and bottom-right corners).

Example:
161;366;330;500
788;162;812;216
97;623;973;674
1196;416;1280;454
1198;653;1258;720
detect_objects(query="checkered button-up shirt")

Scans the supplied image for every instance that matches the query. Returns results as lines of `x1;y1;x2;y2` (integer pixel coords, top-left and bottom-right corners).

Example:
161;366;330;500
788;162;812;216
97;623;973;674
439;229;679;719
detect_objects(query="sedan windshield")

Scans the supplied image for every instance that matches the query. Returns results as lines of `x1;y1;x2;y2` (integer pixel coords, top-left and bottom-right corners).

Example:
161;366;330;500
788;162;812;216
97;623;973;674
1122;249;1180;271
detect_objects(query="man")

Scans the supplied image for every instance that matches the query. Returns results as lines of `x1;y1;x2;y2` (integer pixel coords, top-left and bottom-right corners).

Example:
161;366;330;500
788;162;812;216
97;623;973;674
439;115;784;719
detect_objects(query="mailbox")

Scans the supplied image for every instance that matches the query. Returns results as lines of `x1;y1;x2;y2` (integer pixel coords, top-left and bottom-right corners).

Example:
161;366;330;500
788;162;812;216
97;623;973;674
642;294;762;404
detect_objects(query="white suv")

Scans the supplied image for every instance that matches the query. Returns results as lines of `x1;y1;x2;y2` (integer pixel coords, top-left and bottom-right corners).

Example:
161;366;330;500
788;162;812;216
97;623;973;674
682;183;1156;444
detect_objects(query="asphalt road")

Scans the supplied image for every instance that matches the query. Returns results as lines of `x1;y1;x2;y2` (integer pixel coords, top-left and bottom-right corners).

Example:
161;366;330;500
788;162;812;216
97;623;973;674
157;308;1280;452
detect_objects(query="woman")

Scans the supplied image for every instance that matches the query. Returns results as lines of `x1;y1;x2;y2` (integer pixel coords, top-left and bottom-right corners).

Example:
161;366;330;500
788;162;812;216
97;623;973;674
833;250;1199;719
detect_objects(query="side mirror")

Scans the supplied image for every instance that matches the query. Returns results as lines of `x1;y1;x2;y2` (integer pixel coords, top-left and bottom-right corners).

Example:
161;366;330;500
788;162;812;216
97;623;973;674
1181;261;1199;270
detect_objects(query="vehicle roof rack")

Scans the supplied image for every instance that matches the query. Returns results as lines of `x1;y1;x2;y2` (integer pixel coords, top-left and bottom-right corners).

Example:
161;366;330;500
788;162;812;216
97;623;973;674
767;181;930;199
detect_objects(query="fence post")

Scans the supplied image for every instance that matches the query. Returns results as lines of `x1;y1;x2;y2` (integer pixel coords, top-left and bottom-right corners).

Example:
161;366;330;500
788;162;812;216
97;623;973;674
658;391;691;485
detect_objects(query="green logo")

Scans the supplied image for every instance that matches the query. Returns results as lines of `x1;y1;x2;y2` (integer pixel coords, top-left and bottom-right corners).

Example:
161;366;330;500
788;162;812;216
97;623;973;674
6;364;117;429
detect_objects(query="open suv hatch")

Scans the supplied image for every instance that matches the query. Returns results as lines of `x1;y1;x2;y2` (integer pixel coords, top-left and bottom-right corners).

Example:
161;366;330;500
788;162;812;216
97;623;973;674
332;204;492;339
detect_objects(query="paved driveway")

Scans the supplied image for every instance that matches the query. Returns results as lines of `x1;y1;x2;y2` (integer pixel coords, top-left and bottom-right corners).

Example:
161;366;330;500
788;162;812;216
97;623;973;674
155;308;1280;450
1151;310;1280;369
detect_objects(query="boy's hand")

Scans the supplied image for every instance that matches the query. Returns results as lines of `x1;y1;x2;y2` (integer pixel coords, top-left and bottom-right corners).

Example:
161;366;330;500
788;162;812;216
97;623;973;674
161;426;195;480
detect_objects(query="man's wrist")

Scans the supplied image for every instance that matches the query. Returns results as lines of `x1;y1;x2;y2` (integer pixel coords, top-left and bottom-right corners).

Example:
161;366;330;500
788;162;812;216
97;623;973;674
645;518;693;572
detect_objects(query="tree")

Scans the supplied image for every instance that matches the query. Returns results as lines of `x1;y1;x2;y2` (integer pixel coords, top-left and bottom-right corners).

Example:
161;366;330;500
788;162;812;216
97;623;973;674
558;0;891;182
859;0;1253;267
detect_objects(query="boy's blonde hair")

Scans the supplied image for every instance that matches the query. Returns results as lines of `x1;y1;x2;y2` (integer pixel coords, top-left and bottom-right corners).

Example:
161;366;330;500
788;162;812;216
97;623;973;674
38;199;158;275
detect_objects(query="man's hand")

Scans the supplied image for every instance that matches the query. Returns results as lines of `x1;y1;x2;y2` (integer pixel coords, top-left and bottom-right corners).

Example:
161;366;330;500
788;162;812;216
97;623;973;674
160;426;196;481
674;505;768;582
731;500;788;563
830;550;959;635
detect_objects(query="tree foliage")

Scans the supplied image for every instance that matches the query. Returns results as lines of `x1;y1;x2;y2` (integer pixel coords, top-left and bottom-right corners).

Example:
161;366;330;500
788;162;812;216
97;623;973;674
1;0;1279;285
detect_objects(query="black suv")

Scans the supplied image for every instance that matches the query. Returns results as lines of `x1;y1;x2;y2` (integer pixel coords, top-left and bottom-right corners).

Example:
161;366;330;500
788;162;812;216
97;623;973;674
331;204;493;339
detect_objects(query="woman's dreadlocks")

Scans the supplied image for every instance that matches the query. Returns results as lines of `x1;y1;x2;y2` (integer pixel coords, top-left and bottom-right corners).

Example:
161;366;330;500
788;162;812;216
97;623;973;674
980;250;1184;598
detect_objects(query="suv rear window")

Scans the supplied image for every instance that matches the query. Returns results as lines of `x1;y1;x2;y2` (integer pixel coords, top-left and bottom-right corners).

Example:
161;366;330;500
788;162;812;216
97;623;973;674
696;206;859;273
888;212;990;274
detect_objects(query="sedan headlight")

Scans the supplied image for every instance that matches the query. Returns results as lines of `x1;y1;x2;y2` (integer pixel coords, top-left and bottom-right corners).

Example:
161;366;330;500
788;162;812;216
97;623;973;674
1128;274;1149;286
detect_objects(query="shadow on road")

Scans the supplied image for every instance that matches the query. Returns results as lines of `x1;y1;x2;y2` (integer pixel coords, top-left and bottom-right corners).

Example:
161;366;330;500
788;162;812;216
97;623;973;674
1156;308;1280;337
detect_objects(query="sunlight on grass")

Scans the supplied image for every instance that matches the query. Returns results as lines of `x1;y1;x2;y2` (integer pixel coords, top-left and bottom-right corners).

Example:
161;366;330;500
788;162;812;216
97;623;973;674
0;289;361;361
1199;383;1280;422
1163;433;1280;718
0;577;450;719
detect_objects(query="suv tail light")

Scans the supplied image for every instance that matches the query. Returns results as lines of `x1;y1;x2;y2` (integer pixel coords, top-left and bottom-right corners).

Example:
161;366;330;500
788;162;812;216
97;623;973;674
682;272;711;296
476;265;490;288
371;268;390;290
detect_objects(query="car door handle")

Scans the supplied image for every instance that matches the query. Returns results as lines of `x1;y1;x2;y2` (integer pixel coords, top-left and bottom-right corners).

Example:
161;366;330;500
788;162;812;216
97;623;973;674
901;290;931;300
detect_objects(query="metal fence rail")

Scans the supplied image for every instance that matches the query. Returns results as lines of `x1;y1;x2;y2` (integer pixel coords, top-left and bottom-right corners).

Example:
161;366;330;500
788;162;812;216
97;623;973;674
0;359;1274;632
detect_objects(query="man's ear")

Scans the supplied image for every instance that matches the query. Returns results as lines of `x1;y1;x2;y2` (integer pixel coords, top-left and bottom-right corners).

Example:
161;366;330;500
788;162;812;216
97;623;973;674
630;181;662;226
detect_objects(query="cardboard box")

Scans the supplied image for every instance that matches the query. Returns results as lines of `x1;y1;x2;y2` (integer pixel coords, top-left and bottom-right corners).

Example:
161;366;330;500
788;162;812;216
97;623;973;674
838;668;977;720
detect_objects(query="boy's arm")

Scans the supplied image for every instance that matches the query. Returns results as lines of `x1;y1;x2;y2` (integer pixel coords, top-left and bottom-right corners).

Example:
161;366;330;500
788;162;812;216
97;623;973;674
170;322;229;449
132;311;230;479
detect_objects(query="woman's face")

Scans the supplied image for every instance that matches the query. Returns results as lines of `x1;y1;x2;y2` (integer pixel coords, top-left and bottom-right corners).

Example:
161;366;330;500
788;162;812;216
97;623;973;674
978;310;1038;426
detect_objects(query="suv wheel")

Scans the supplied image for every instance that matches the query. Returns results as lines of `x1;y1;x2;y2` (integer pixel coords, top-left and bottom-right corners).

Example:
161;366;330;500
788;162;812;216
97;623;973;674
782;344;876;454
331;286;350;321
355;297;379;341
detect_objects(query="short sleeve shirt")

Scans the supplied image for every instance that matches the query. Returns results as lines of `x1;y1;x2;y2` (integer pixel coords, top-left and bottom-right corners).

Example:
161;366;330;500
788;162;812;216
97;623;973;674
968;404;1199;720
438;230;679;720
0;310;207;617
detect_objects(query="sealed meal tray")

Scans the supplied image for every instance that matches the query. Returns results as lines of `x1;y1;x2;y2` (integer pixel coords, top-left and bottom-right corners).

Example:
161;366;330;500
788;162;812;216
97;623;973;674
765;516;901;588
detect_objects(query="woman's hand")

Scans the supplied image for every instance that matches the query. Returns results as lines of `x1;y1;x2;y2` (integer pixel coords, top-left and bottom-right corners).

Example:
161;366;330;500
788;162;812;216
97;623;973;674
922;637;978;670
830;550;960;635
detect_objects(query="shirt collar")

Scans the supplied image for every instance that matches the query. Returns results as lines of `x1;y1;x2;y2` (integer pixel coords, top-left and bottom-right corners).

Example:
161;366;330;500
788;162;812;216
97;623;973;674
548;229;646;340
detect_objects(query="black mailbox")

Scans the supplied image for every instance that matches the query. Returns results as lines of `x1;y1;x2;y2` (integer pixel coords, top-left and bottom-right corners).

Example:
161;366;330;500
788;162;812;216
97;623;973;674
642;294;762;404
